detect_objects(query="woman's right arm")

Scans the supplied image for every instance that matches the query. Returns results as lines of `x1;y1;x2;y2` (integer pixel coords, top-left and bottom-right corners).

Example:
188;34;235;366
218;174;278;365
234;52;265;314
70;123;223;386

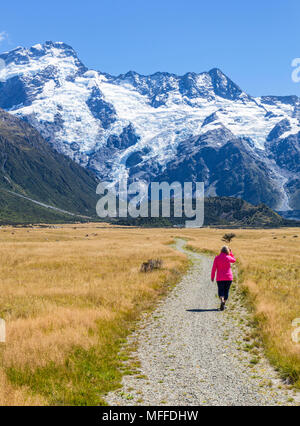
228;252;236;263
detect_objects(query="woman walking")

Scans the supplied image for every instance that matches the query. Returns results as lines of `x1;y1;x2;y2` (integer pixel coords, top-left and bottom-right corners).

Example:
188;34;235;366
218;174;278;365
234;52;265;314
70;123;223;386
211;246;236;311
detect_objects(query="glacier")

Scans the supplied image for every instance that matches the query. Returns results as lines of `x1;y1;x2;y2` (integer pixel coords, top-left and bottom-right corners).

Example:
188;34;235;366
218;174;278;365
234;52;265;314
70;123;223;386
0;41;299;211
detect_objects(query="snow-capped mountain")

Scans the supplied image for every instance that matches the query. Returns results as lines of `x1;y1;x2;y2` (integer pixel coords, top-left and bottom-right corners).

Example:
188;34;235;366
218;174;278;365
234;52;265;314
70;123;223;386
0;41;299;211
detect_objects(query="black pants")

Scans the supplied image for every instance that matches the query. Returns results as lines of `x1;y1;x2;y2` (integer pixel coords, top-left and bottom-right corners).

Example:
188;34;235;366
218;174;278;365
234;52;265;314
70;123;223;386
217;281;232;301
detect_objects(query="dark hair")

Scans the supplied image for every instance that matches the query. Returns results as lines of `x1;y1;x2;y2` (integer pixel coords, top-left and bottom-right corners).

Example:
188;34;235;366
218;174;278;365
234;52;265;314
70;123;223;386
221;245;230;254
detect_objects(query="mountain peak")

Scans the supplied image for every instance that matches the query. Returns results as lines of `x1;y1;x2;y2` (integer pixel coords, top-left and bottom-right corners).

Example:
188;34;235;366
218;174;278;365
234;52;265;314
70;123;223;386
208;67;225;75
208;68;244;100
0;40;87;82
0;41;81;65
29;40;79;58
44;40;71;48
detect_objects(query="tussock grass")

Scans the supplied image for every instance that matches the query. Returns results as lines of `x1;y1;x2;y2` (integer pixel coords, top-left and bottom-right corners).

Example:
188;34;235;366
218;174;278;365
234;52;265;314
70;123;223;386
0;224;299;404
0;370;47;405
0;225;187;405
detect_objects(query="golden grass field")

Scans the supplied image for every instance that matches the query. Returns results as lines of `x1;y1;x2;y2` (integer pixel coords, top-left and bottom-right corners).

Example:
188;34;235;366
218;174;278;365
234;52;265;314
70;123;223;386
0;224;299;405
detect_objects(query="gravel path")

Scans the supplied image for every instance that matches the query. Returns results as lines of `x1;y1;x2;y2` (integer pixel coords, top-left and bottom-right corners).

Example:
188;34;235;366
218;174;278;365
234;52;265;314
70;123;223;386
106;239;299;406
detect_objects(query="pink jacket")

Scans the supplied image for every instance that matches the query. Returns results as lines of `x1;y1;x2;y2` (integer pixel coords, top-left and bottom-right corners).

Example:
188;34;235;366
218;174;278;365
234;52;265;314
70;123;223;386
211;251;236;282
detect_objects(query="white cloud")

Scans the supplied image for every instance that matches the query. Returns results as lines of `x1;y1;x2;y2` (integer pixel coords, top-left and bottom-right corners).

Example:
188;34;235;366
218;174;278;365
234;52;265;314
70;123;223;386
0;31;8;44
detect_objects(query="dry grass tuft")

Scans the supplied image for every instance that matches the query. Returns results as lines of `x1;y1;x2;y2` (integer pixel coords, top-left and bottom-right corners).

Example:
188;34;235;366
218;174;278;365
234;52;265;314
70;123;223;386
0;368;46;405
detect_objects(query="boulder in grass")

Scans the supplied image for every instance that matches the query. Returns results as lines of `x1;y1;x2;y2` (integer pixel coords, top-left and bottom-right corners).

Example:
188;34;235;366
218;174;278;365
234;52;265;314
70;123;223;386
140;259;163;273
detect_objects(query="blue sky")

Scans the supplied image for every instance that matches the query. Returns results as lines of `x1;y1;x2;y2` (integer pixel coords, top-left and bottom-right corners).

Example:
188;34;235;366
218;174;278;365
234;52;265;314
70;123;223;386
1;0;300;96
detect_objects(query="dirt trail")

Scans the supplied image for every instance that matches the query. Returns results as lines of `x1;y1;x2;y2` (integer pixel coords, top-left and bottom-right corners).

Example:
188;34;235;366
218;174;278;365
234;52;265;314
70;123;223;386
106;239;299;406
